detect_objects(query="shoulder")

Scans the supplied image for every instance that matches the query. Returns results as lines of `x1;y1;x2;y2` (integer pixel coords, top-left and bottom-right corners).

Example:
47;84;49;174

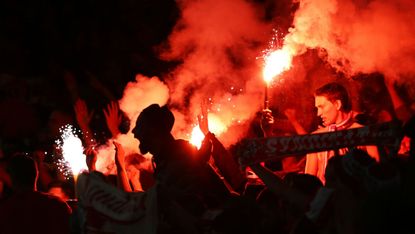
348;122;364;129
174;139;198;154
312;127;328;134
36;192;72;214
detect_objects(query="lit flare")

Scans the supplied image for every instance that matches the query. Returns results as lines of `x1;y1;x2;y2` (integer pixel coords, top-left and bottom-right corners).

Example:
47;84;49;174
263;47;293;84
57;125;88;179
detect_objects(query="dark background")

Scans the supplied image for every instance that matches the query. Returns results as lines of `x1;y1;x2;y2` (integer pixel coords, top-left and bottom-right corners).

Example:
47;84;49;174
0;0;296;151
0;0;183;149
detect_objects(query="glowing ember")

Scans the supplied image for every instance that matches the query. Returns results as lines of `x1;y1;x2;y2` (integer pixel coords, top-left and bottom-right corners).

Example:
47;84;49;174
56;124;88;179
190;114;227;149
263;47;293;84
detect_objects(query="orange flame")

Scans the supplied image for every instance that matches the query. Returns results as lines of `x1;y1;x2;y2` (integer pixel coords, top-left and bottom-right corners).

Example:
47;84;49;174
263;47;293;84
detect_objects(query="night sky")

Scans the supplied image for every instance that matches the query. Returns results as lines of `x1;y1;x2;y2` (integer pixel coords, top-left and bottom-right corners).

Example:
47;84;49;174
0;0;184;148
1;0;179;99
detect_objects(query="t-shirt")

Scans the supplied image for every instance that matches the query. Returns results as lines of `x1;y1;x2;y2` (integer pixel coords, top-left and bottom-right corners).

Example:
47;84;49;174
305;118;363;184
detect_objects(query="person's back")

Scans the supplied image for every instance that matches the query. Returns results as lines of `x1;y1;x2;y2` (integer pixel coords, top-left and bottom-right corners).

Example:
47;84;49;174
0;190;72;234
0;155;71;234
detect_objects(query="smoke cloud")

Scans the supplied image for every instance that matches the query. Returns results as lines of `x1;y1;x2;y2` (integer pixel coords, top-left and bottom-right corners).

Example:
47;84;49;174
285;0;415;80
108;0;415;153
159;0;274;145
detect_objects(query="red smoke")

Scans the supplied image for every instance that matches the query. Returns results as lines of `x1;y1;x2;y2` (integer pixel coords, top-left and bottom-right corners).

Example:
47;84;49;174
286;0;415;80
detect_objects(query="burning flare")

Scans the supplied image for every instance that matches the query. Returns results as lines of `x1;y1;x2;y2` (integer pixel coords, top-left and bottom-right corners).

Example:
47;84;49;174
56;124;88;179
262;47;293;84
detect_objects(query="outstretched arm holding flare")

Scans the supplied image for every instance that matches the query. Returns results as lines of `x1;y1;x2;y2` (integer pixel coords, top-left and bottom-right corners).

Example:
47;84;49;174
260;109;274;137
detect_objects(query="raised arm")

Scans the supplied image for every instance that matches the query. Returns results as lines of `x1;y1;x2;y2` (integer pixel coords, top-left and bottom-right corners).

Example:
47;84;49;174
197;100;213;162
284;108;307;135
103;101;122;138
384;77;413;123
197;99;210;136
114;142;133;192
249;163;308;210
198;101;246;192
74;99;96;147
126;165;144;192
84;147;97;172
260;109;274;137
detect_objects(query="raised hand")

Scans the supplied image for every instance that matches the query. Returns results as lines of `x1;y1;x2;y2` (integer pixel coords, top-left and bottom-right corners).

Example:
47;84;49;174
284;108;307;135
74;99;96;147
74;99;94;130
197;100;209;136
260;109;274;137
84;146;97;172
104;101;122;137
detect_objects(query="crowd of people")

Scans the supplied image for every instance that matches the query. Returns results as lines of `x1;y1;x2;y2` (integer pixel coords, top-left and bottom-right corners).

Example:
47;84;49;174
0;77;414;234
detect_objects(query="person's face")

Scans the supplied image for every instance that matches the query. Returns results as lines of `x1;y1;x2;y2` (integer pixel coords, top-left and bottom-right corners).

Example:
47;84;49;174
315;95;341;126
132;124;158;155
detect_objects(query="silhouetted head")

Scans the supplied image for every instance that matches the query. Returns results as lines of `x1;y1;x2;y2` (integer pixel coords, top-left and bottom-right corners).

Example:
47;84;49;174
7;155;38;190
132;104;175;154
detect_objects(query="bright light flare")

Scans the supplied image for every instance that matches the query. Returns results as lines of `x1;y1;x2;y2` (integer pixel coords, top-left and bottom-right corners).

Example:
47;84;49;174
190;115;227;149
263;47;293;84
56;125;88;179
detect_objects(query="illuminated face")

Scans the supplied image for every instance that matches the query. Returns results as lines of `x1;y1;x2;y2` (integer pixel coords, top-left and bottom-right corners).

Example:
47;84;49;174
315;95;341;126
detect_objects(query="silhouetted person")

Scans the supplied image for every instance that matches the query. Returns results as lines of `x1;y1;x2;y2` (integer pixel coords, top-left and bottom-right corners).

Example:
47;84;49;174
76;104;231;233
0;155;72;234
132;104;231;230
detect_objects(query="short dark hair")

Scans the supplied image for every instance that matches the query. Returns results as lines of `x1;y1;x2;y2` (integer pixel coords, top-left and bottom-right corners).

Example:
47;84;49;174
315;82;351;112
7;155;38;187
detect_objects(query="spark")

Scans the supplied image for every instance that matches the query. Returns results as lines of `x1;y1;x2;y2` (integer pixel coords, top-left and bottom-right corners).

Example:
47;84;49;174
55;124;88;179
260;29;293;84
262;47;293;84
